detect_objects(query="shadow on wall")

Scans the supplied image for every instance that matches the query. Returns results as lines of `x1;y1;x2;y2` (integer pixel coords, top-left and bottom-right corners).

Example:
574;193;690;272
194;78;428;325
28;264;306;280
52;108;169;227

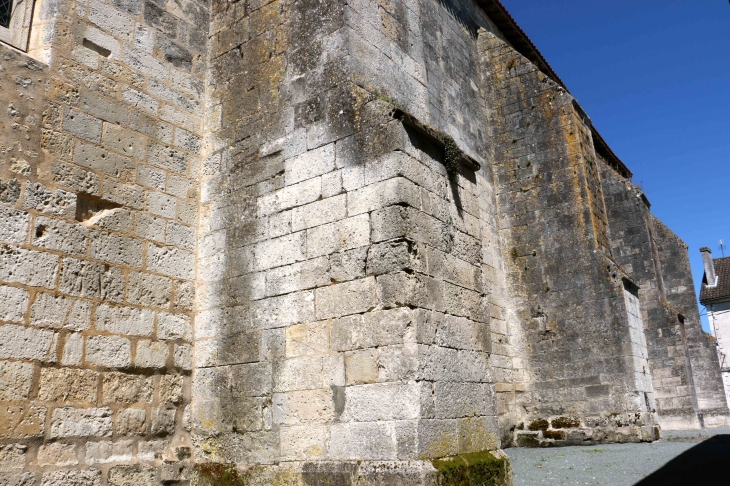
635;435;730;485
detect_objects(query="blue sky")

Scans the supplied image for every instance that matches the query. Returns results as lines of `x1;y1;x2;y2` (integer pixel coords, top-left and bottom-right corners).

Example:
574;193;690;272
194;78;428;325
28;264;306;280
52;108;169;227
501;0;730;332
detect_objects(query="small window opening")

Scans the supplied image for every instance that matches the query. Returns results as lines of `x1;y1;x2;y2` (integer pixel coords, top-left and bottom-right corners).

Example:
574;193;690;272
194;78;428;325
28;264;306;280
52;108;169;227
82;38;111;57
0;0;11;29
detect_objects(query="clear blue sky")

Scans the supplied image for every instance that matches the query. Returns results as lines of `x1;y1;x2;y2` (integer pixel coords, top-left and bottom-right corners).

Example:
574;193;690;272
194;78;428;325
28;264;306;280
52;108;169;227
501;0;730;332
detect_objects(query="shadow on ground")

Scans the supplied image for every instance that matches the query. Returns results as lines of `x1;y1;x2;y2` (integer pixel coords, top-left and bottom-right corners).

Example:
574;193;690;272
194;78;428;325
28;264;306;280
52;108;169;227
634;434;730;485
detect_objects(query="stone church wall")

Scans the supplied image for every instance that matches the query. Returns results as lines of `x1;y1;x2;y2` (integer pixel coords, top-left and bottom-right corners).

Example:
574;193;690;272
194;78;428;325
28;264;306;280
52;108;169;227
0;0;208;481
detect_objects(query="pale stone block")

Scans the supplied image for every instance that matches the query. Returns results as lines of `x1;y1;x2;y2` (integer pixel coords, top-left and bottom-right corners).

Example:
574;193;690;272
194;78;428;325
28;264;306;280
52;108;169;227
151;406;176;435
102;372;154;403
38;368;98;402
266;257;330;296
137;165;166;192
160;375;183;404
330;246;367;282
157;312;192;341
291;194;347;232
37;442;78;466
273;356;323;392
0;245;59;289
90;231;144;267
0;324;57;362
167;221;195;250
40;469;102;486
280;425;327;460
332;307;413;351
107;465;157;486
0;361;34;400
328;422;397;460
322;170;343;198
62;333;84;366
286;321;329;357
89;207;134;233
345;349;378;385
0;206;29;244
137;440;168;462
127;271;172;308
284;143;335;185
341;382;420;422
123;86;158;115
0;405;46;439
63;108;102;143
315;277;378;319
0;285;28;323
135;340;168;368
418;419;459;458
174;344;192;370
50;407;113;438
59;258;124;301
305;214;370;258
147;244;195;280
147;191;177;218
116;408;147;436
30;293;92;331
88;3;134;42
0;444;27;472
74;143;135;178
22;181;76;218
84;440;134;465
269;210;292;238
272;389;335;425
254;231;306;271
378;344;418;382
347;177;422;216
251;291;315;329
86;335;131;368
257;177;321;216
96;304;154;336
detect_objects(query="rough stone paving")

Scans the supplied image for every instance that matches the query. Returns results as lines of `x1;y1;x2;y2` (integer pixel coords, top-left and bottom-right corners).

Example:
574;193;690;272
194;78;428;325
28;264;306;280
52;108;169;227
0;0;726;484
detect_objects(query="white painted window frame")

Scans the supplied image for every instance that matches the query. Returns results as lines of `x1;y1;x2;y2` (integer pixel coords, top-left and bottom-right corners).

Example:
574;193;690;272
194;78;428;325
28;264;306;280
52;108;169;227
0;0;35;51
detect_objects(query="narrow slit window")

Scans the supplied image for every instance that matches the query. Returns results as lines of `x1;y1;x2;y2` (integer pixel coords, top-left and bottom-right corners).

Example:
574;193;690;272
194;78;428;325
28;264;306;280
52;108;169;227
0;0;11;28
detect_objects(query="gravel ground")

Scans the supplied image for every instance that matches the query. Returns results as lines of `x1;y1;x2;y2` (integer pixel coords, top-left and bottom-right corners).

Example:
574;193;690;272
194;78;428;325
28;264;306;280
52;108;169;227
507;428;730;486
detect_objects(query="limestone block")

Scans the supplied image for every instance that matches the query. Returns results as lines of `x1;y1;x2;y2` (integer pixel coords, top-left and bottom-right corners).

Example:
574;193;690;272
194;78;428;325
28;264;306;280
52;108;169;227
50;407;113;438
0;285;29;323
147;244;195;279
273;389;335;426
280;425;327;460
174;344;192;370
63;108;102;143
74;143;134;178
102;124;147;160
135;340;168;368
0;206;29;244
40;469;102;486
150;406;176;435
173;281;195;311
322;170;344;197
127;271;172;308
266;257;330;296
59;258;124;301
251;291;315;329
0;325;57;362
345;349;378;385
347;177;422;216
315;277;378;319
274;356;324;392
137;440;168;462
0;361;34;401
85;440;134;465
95;304;154;336
37;442;78;466
291;194;347;232
62;333;85;366
107;465;157;486
330;246;367;282
332;307;413;351
0;444;26;472
257;177;321;217
0;405;46;439
167;221;195;250
30;293;92;331
147;142;189;173
102;372;154;403
147;191;177;218
0;245;59;289
377;344;418;382
86;335;131;368
229;362;272;398
305;214;370;258
377;272;445;312
129;111;174;144
22;182;76;218
157;312;192;341
340;382;420;422
328;422;397;460
78;87;130;124
254;231;306;271
418;419;459;459
285;143;335;185
174;128;201;154
38;368;99;402
0;178;20;205
52;160;101;196
31;217;88;256
286;321;329;357
160;375;183;404
116;408;147;436
90;231;144;267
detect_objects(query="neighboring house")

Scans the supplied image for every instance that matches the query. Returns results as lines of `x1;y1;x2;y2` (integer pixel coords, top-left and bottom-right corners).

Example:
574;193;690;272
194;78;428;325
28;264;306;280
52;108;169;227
699;247;730;407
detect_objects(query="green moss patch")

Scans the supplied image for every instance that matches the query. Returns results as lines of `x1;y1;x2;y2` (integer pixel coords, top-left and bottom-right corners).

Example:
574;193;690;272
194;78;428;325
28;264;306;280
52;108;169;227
528;419;549;431
192;463;246;486
432;450;511;486
551;417;580;429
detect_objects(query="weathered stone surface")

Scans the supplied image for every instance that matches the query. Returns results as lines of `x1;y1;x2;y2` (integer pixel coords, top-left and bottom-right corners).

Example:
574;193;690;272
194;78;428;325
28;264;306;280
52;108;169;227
50;407;113;438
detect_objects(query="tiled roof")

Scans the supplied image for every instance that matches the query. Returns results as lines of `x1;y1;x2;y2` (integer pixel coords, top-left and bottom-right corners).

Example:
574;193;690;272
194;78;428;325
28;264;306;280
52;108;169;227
700;256;730;304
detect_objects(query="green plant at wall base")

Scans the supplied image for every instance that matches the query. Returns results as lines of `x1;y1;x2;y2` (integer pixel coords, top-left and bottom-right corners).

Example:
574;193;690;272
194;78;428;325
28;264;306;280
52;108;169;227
432;450;510;486
443;135;461;175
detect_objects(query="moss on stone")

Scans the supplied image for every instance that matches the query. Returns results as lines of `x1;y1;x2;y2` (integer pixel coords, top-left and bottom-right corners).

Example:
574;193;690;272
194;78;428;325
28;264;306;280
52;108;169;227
528;419;549;431
192;463;246;486
432;450;511;486
551;416;581;429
